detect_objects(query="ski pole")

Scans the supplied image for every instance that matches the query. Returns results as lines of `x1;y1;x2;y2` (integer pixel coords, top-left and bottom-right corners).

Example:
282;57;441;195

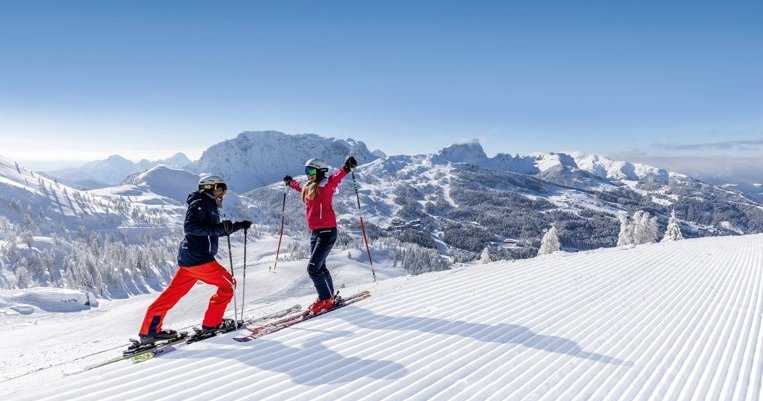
226;232;239;329
272;183;287;273
240;228;247;320
350;168;376;282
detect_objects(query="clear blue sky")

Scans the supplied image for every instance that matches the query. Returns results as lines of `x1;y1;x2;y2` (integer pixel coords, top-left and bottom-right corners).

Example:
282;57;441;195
1;1;761;173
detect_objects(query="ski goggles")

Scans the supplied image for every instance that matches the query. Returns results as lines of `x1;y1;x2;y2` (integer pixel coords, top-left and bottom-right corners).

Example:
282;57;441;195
214;183;227;192
305;167;318;176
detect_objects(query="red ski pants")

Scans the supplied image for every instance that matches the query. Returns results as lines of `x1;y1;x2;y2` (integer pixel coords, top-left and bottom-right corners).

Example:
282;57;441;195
139;260;235;336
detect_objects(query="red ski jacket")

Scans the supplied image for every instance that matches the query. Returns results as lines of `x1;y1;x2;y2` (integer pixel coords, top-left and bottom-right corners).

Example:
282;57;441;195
289;168;348;230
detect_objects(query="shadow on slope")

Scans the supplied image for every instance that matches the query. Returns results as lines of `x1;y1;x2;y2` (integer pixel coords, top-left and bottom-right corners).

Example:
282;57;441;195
181;330;407;385
340;308;631;366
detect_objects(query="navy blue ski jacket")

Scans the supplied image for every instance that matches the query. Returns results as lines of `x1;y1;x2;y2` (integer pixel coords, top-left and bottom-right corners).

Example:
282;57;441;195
177;191;230;267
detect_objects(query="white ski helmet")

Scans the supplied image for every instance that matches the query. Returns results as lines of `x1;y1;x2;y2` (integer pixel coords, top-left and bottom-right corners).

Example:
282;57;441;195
198;175;227;192
304;159;329;176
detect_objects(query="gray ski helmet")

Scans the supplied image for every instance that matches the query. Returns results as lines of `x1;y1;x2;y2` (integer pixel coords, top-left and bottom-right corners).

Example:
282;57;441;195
304;158;329;176
198;175;227;192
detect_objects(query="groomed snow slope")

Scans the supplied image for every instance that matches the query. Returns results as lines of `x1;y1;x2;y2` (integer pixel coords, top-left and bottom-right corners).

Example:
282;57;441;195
16;234;763;401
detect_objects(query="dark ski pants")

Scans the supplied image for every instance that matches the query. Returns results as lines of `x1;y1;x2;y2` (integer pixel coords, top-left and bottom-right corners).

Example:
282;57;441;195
139;260;235;336
308;228;337;300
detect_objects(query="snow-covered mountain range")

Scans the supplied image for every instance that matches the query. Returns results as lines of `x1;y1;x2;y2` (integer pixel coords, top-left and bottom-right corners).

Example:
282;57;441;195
242;139;763;260
46;153;192;189
187;131;380;193
3;130;763;293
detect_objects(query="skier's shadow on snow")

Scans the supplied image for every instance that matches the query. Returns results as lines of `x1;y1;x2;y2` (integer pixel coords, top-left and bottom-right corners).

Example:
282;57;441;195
181;330;407;385
340;308;632;367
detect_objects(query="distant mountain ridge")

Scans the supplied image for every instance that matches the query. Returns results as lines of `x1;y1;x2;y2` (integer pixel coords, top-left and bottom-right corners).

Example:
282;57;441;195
242;140;763;260
429;142;671;182
46;153;192;189
187;131;380;193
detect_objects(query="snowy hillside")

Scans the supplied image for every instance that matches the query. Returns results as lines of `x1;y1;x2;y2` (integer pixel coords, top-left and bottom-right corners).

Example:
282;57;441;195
188;131;380;193
7;234;762;401
0;154;185;236
0;154;186;295
123;166;200;204
46;153;192;189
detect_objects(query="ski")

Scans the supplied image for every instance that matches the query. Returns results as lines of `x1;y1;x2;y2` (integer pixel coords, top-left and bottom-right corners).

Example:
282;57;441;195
126;303;301;362
76;304;301;374
233;291;371;343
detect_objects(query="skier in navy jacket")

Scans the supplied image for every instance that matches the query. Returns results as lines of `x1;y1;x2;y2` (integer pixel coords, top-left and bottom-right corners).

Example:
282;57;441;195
283;155;357;315
138;175;251;344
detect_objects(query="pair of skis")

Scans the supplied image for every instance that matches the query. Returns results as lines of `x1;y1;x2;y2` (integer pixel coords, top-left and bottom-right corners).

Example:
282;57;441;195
233;290;371;342
81;290;370;374
122;304;302;362
81;304;300;373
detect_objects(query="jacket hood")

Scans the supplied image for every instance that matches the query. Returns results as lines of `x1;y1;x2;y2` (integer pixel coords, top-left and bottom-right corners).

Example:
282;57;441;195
187;191;210;205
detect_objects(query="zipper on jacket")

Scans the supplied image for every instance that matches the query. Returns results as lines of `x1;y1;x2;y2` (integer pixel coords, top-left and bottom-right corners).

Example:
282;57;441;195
208;236;211;253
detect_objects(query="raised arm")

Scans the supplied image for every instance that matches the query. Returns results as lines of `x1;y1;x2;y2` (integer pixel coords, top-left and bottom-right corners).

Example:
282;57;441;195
324;155;356;192
323;167;349;192
283;175;302;193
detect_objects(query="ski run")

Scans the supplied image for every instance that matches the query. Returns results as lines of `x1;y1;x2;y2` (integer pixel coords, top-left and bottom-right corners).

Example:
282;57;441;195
3;233;762;401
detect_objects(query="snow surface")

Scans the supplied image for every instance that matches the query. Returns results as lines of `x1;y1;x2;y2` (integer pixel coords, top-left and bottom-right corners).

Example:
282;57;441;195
0;234;405;394
0;288;97;315
3;234;761;400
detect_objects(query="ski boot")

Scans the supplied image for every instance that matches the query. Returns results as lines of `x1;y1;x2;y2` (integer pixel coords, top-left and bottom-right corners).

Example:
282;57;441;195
188;318;241;343
306;296;335;316
125;329;184;356
138;329;180;345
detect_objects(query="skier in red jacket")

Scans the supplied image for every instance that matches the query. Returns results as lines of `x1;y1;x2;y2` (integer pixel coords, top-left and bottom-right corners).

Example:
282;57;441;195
283;155;357;315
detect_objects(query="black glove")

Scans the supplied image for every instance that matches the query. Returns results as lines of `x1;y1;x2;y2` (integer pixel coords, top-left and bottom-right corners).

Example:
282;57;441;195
343;155;358;172
233;220;252;231
221;220;234;234
283;175;292;185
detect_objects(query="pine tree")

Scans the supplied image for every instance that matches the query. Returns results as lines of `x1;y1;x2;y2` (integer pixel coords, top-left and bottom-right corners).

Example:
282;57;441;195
537;226;561;256
20;230;34;249
9;198;22;213
479;247;493;263
661;209;684;242
41;249;55;284
617;213;634;246
15;265;30;288
646;214;659;243
632;210;646;244
632;210;658;245
618;210;659;246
